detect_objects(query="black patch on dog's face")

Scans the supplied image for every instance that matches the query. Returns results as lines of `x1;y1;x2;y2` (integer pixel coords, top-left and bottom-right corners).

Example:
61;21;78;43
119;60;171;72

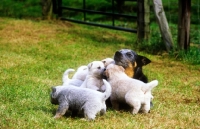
114;49;151;83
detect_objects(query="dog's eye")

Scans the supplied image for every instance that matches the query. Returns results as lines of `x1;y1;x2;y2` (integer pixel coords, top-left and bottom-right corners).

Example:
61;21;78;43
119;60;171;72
97;66;101;69
126;52;132;57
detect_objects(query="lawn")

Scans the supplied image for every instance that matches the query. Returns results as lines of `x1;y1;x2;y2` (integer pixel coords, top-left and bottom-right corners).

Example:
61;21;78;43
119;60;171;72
0;18;199;129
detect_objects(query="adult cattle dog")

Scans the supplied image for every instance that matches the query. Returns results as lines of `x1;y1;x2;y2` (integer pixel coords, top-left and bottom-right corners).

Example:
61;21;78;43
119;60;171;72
108;49;153;111
114;49;151;83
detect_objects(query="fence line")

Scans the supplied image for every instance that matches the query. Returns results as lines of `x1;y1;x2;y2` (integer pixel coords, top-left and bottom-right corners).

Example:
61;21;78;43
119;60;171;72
54;0;138;33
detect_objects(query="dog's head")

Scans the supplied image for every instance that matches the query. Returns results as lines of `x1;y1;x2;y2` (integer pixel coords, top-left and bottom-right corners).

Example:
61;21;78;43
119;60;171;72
114;49;151;82
88;61;105;78
104;64;125;79
50;86;65;105
101;58;115;68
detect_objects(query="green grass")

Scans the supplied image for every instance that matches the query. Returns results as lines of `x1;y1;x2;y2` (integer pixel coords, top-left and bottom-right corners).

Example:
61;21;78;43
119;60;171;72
0;18;200;129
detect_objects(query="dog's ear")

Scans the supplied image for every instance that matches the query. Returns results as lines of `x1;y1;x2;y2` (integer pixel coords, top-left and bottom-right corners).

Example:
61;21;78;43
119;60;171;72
104;69;109;78
136;55;151;67
88;62;93;70
51;87;58;98
131;62;137;68
51;87;56;93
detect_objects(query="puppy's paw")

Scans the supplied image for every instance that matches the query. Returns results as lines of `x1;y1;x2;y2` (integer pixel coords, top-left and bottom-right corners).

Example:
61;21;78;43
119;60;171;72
150;101;153;108
54;114;62;119
100;109;106;115
80;118;89;121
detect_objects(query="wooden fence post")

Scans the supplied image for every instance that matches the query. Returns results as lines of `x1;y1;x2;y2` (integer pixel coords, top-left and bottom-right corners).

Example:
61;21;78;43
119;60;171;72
152;0;173;52
178;0;191;50
57;0;63;17
41;0;53;20
137;0;150;42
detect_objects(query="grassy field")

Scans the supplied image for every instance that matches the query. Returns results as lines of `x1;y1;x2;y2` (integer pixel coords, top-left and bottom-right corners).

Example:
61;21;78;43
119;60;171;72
0;18;200;129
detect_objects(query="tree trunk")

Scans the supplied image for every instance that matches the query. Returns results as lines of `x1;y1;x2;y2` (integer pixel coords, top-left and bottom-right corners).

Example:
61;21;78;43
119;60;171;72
152;0;173;52
41;0;53;20
178;0;191;50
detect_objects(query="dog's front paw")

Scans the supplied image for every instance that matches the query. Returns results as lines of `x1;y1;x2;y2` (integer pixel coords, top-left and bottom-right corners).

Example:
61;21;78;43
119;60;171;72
80;118;88;121
53;114;62;119
150;101;153;108
100;109;106;115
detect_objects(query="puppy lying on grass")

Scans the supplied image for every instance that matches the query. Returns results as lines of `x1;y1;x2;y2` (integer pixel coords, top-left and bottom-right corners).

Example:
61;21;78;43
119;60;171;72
50;79;111;121
105;64;158;114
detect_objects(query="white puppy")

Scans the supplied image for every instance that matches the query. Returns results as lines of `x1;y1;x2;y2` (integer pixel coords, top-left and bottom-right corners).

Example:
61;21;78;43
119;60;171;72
101;58;115;67
62;66;88;86
105;64;158;114
80;61;105;92
50;79;112;121
72;65;88;81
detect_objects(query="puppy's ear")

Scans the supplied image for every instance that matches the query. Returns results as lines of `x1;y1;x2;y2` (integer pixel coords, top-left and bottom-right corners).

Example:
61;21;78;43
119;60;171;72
104;70;109;78
88;63;93;70
51;87;58;98
102;60;106;64
51;87;56;93
136;55;151;67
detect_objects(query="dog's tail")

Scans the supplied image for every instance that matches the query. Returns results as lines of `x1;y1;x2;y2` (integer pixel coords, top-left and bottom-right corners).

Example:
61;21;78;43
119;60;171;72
102;79;112;101
62;69;75;84
142;80;158;93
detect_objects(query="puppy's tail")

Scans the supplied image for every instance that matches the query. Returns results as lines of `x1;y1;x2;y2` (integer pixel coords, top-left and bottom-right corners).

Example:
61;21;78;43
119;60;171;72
102;79;112;101
62;69;75;83
142;80;158;93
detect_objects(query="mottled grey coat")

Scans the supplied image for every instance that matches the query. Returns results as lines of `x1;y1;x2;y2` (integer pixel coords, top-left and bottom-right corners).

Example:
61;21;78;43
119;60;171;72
50;79;111;120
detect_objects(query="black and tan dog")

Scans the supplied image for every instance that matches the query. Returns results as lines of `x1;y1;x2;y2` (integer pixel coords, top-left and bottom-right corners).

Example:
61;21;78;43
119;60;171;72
106;49;153;111
114;49;151;83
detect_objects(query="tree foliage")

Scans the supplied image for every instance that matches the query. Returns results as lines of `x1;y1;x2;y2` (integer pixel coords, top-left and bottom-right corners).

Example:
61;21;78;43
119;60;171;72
0;0;41;18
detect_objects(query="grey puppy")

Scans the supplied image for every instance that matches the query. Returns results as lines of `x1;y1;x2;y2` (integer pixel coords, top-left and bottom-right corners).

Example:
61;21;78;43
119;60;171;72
50;79;111;121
